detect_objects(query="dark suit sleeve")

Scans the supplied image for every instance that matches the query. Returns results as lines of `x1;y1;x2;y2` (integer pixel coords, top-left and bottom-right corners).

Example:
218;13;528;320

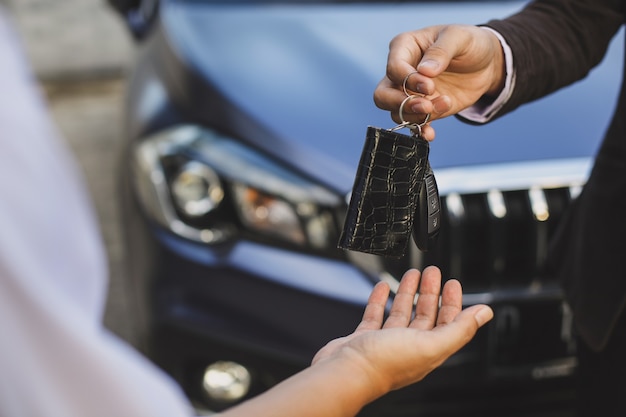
469;0;624;120
460;0;626;352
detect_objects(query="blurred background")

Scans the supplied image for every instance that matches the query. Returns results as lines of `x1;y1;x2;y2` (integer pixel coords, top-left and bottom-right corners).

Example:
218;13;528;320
6;0;138;344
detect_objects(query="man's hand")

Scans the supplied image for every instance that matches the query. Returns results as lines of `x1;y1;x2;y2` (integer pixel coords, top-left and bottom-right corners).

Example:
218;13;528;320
373;24;505;141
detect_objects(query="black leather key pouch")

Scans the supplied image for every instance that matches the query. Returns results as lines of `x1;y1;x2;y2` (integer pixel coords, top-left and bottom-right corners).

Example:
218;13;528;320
338;126;430;258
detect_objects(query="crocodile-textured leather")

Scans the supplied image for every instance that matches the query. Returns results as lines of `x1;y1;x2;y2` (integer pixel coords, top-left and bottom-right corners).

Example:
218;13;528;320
338;126;430;258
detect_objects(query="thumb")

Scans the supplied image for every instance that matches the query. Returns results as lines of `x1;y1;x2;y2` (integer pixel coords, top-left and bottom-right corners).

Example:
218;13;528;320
466;304;494;328
433;304;494;353
417;26;466;77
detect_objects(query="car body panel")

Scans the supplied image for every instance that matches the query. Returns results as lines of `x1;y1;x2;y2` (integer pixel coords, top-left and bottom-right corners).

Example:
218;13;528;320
160;0;623;192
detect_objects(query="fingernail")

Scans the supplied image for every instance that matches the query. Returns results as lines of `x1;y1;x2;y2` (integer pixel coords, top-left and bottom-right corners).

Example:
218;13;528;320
474;306;494;327
411;102;426;114
433;95;452;114
418;59;440;72
433;100;447;114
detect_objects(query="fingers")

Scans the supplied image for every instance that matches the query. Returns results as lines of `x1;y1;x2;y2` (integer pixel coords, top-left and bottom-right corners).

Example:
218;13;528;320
383;266;445;331
435;279;463;326
386;28;447;93
374;77;432;121
466;304;495;328
375;24;484;139
385;32;431;91
411;303;493;368
421;124;436;142
355;281;390;331
383;269;420;328
434;304;494;349
363;266;493;335
415;26;465;78
373;79;439;141
426;95;452;117
410;266;443;330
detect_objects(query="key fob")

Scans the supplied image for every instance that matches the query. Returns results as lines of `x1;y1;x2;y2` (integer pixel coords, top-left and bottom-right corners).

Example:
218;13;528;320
413;162;441;251
338;126;430;257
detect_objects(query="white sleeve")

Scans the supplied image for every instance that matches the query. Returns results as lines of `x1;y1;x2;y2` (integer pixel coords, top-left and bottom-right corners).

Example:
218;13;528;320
0;8;194;417
457;27;516;123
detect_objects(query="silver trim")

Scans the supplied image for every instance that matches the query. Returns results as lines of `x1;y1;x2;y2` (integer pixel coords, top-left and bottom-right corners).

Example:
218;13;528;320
434;158;592;195
343;158;592;207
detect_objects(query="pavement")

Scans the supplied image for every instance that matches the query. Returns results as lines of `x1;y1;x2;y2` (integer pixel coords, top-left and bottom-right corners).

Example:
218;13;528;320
7;0;138;344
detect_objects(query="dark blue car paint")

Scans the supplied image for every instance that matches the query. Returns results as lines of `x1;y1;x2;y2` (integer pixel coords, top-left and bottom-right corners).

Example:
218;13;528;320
160;0;623;192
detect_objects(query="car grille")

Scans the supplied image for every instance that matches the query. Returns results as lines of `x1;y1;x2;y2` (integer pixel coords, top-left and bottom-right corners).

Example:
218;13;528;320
377;158;592;293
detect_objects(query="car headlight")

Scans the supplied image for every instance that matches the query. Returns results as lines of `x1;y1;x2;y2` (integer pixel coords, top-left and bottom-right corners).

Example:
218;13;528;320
131;125;342;251
171;160;224;218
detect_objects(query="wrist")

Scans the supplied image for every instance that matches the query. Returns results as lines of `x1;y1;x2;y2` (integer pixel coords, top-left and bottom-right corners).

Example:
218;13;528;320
460;25;515;123
228;350;390;417
482;26;506;97
333;346;392;401
310;351;388;409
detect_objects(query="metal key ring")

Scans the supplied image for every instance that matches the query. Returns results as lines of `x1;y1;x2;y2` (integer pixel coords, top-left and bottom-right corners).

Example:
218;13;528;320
398;94;431;136
402;70;420;97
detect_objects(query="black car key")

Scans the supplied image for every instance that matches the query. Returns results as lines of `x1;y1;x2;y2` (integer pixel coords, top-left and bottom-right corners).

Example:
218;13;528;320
413;161;441;251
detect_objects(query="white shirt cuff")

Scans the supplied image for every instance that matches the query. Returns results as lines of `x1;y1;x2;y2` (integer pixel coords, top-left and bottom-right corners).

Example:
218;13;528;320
457;26;516;123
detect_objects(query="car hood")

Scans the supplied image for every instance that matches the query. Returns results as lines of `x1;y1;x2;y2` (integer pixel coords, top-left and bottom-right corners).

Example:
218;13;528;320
159;0;623;192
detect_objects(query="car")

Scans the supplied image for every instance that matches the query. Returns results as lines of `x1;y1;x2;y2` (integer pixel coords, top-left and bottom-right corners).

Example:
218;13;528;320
110;0;624;415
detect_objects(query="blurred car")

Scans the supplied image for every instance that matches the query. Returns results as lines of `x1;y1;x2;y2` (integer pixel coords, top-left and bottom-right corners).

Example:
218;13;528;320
110;0;624;415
